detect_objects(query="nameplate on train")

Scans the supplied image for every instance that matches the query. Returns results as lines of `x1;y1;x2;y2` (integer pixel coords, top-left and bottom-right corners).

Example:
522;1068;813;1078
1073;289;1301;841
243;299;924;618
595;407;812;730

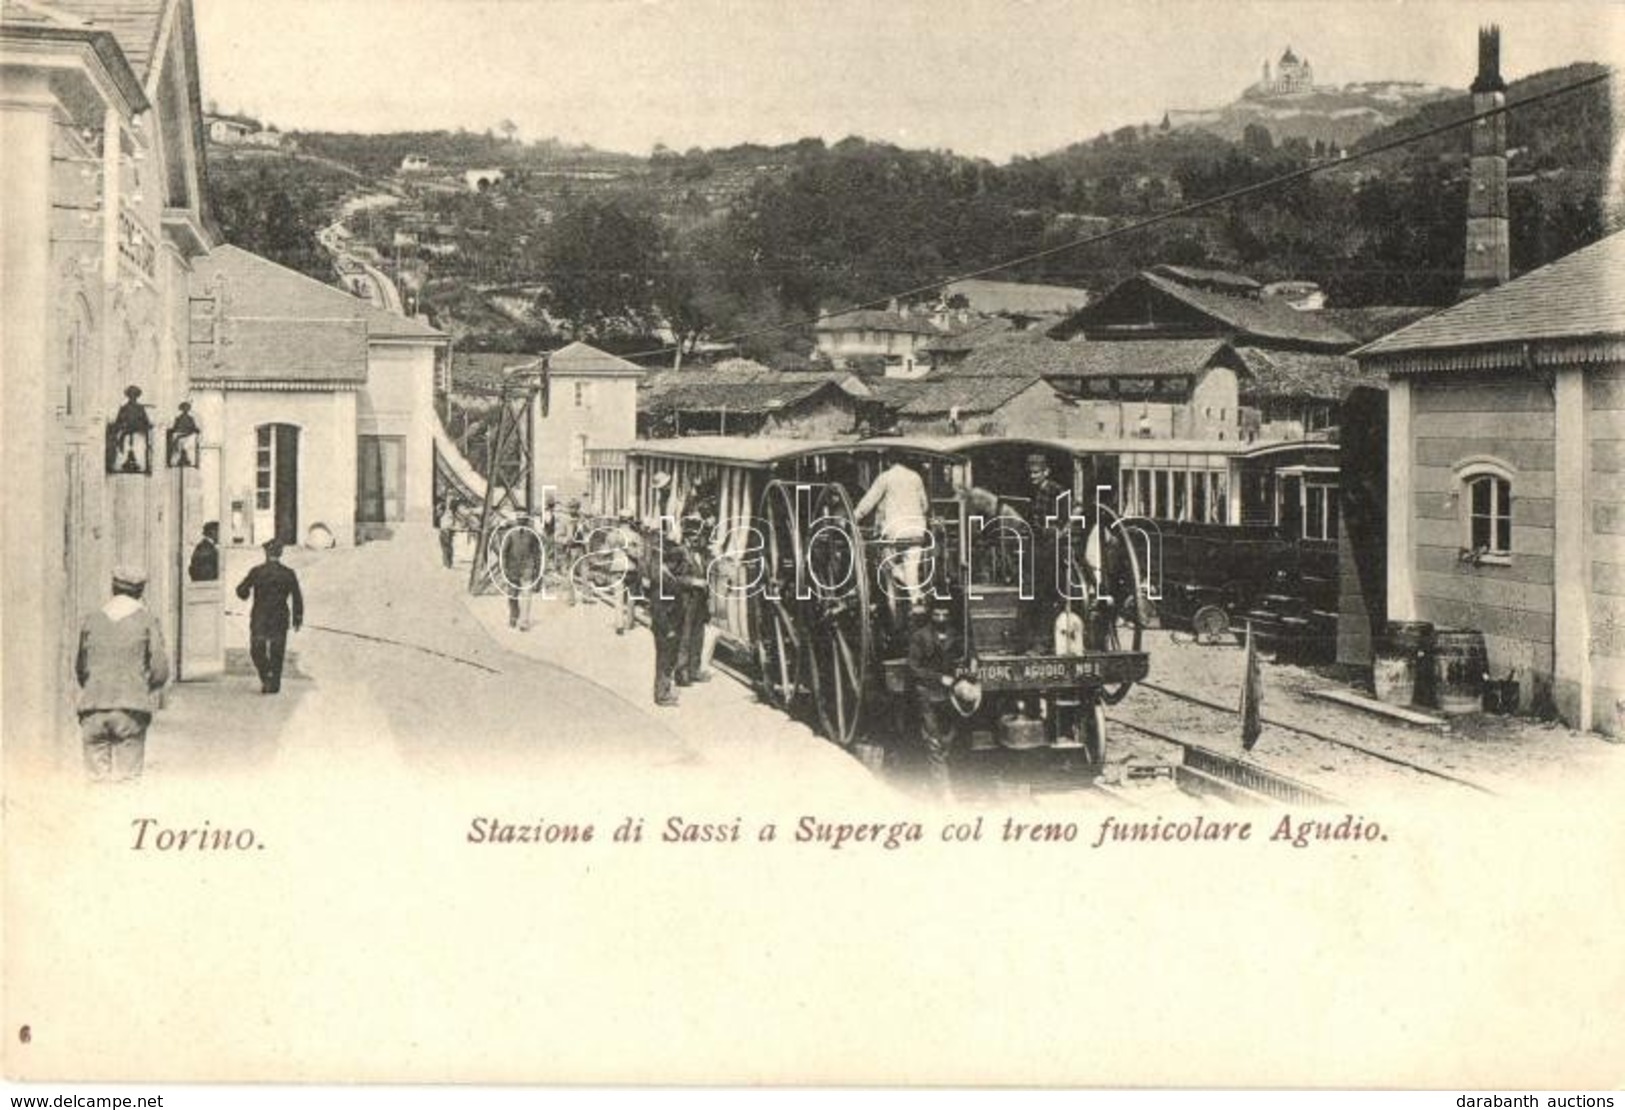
974;657;1101;688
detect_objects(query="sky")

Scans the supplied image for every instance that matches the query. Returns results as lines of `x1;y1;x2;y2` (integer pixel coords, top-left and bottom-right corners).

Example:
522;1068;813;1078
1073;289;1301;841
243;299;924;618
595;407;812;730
195;0;1624;162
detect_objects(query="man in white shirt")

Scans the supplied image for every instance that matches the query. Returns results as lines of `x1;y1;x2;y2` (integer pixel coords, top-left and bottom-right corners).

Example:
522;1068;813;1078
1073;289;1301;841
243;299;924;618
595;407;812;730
854;452;931;622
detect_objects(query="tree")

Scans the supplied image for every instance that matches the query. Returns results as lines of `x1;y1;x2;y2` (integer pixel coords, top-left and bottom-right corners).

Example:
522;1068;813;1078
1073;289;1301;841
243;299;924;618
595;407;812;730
536;201;664;339
1242;123;1275;156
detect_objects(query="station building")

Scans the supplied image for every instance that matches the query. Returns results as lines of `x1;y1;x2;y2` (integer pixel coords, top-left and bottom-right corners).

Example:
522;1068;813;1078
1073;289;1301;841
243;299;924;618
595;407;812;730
188;245;447;549
1357;230;1625;736
2;0;214;767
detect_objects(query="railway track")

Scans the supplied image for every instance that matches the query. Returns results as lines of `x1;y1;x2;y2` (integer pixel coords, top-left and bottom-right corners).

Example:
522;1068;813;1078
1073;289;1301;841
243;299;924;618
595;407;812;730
553;573;1449;807
1112;679;1496;801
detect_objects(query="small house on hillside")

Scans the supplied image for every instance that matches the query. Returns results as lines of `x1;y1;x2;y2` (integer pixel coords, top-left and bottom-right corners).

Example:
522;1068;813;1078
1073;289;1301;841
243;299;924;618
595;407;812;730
814;308;941;378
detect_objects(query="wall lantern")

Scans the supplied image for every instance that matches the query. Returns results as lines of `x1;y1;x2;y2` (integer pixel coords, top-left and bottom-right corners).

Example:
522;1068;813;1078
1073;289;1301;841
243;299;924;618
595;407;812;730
167;401;201;468
106;384;152;475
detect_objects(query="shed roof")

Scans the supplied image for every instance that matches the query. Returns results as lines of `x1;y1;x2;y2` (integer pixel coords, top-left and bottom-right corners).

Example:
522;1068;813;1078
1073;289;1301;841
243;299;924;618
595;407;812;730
192;318;369;386
12;0;167;78
1235;347;1385;401
1355;231;1625;362
895;374;1040;418
197;246;445;341
642;378;853;418
548;340;643;376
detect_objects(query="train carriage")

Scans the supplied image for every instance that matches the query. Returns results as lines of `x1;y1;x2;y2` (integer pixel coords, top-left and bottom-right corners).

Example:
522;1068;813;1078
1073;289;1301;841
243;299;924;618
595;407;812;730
615;436;1154;767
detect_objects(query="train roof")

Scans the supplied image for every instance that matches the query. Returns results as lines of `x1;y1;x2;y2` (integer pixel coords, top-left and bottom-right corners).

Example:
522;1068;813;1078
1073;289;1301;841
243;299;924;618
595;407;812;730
625;434;1336;468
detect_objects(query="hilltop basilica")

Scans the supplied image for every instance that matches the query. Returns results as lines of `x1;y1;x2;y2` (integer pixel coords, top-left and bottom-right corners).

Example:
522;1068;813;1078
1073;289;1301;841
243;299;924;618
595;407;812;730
1254;46;1315;95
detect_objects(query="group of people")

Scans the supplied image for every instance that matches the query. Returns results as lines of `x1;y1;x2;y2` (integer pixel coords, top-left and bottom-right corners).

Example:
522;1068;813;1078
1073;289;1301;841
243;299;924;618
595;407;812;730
75;534;303;782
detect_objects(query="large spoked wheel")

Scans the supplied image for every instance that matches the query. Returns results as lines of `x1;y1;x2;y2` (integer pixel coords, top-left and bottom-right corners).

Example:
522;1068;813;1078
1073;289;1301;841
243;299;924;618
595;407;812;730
753;481;808;710
1099;517;1151;707
803;485;874;748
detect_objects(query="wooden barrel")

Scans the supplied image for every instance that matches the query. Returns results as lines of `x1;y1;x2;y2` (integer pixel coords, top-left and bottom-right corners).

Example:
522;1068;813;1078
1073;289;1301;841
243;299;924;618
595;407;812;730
1431;628;1488;715
1373;620;1433;707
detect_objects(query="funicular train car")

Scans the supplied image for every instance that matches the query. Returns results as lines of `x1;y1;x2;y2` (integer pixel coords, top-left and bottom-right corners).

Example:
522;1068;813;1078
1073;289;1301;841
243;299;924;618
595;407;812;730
615;436;1153;770
1115;438;1340;655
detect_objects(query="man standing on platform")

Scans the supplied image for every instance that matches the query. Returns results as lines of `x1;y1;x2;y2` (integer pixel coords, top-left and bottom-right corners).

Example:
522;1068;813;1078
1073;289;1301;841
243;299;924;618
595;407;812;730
1021;453;1070;652
647;515;692;707
75;567;169;781
854;451;932;625
188;521;220;582
908;595;965;799
675;512;713;687
235;540;303;694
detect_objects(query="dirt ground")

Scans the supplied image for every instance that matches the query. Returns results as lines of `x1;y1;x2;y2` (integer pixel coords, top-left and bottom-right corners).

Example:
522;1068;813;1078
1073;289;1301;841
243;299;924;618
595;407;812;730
1119;628;1625;801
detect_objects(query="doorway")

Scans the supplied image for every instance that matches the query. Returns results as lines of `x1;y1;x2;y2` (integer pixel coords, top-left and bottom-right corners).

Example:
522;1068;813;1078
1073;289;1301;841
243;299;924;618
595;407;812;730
254;424;300;545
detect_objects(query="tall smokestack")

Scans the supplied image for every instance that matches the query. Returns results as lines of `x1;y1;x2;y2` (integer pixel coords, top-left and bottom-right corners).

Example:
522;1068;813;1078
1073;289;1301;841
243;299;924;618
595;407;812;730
1461;25;1510;299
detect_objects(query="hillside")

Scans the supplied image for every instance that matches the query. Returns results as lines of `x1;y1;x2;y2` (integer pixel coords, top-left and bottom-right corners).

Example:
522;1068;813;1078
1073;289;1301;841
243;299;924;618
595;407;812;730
1168;80;1460;149
205;61;1619;360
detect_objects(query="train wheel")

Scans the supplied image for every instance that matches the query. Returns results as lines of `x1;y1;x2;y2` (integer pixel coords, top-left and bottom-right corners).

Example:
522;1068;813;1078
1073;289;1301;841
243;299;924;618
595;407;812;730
753;481;808;709
754;595;805;709
1082;699;1107;764
805;485;873;747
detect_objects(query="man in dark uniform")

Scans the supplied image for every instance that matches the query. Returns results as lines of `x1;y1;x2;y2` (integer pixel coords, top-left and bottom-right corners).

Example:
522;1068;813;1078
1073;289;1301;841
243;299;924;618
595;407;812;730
676;512;713;686
188;522;220;582
235;539;303;694
1021;452;1070;653
436;497;460;569
647;516;693;707
908;595;966;799
499;513;543;630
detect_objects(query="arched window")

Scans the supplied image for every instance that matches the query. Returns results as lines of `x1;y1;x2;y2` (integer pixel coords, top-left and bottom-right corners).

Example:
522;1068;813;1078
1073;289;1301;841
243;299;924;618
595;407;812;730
1455;458;1514;562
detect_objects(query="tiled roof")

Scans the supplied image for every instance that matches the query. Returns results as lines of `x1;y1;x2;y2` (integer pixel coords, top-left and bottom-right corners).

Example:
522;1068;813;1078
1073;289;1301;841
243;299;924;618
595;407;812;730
1356;231;1625;359
942;278;1090;316
548;340;643;376
1138;272;1356;348
923;316;1017;354
1150;264;1262;293
40;0;167;78
193;318;369;385
196;246;444;341
1317;305;1439;344
641;379;851;417
641;365;859;408
1057;338;1235;380
950;332;1089;378
896;375;1040;418
814;309;942;336
1235;346;1385;401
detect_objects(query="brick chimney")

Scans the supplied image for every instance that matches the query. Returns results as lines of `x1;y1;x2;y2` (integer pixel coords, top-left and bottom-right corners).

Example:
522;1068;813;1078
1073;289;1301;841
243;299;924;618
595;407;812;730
1461;25;1510;299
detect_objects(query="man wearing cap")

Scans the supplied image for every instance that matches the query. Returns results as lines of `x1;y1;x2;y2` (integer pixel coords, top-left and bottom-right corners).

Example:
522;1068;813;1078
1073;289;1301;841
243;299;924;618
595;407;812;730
675;510;714;686
188;521;220;582
498;514;544;630
1021;453;1070;653
75;567;169;781
646;512;693;707
235;540;304;694
907;595;965;799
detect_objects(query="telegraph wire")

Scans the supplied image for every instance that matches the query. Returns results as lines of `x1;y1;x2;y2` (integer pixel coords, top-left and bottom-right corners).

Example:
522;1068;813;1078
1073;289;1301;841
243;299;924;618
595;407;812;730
617;68;1613;361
